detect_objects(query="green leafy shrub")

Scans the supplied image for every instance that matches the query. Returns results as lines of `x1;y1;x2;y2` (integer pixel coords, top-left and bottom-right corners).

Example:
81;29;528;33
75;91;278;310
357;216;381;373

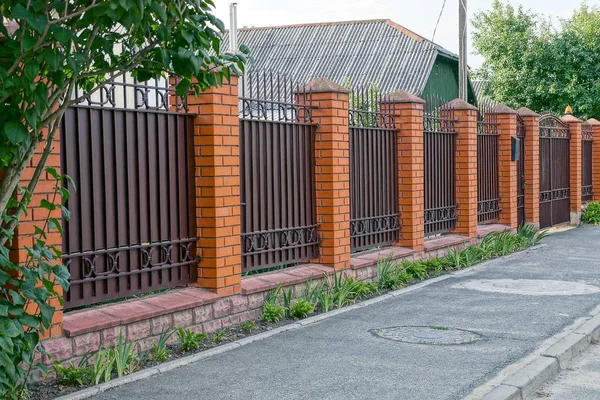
261;301;285;323
90;349;113;386
176;328;207;353
403;260;428;280
516;223;547;246
289;300;315;319
281;286;293;319
112;334;139;377
151;329;176;362
302;279;323;305
351;280;378;299
240;321;256;333
52;356;91;387
330;273;357;308
318;290;334;313
376;259;404;290
211;329;227;344
582;202;600;225
445;247;464;269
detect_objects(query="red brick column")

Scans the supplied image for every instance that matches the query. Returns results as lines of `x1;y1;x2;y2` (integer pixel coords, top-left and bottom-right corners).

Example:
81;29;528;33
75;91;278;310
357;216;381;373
9;132;64;339
563;114;583;224
186;77;242;296
446;99;478;238
385;90;425;251
517;108;540;227
588;118;600;202
299;78;351;271
491;104;518;229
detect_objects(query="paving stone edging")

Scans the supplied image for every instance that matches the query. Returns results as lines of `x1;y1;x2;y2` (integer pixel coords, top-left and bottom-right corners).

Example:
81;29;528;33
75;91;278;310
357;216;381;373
479;311;600;400
54;268;470;400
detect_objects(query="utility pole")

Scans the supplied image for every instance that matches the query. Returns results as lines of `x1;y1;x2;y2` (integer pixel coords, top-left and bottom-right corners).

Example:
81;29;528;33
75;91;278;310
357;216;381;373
458;0;468;101
229;3;238;52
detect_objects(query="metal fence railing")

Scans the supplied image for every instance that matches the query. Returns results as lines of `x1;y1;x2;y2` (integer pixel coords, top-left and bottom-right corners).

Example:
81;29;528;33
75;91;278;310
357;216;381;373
582;123;594;202
62;77;197;309
517;115;526;225
477;106;501;224
423;96;457;237
239;72;318;272
349;87;399;252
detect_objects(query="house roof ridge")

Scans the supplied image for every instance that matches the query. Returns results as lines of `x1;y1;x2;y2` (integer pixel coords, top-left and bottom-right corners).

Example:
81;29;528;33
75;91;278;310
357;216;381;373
236;18;390;31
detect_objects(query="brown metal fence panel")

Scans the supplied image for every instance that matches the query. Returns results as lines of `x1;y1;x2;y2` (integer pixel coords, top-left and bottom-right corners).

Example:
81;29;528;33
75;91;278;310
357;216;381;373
582;124;593;202
239;72;318;272
423;97;457;237
61;77;197;309
517;115;526;225
477;107;501;224
539;114;571;228
349;88;399;252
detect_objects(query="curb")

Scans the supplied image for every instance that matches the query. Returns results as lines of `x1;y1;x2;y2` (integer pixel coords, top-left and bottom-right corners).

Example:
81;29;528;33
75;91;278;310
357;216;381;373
478;312;600;400
54;268;463;400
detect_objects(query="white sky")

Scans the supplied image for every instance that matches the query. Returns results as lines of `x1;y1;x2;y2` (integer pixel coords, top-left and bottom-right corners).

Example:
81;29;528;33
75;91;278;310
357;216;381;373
212;0;598;68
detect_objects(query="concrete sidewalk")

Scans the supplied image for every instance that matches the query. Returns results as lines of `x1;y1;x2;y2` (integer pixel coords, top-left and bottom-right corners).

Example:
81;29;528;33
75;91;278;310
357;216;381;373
89;225;600;400
530;343;600;399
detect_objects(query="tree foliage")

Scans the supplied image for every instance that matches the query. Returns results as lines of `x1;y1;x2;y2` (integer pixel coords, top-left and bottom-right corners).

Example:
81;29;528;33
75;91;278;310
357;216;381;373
472;1;600;118
0;0;247;397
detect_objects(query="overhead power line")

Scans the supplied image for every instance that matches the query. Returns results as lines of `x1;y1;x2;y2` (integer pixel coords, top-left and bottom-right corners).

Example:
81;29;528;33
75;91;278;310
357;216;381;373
432;0;448;41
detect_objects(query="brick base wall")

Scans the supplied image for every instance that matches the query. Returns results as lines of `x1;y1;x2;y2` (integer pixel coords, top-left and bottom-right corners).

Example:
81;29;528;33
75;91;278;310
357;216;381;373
41;235;490;377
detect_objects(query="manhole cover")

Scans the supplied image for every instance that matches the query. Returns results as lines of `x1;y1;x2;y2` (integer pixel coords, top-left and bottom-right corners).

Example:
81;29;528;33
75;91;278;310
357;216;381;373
370;326;483;345
451;279;600;296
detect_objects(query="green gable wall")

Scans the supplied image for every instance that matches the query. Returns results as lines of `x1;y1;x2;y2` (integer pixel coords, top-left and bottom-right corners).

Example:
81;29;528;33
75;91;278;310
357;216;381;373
421;55;477;107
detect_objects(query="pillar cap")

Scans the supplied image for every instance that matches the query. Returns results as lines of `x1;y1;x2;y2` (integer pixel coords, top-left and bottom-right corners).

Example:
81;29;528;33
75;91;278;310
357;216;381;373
489;104;517;114
516;107;540;117
562;114;582;123
382;90;425;104
585;118;600;126
301;78;350;93
443;98;478;111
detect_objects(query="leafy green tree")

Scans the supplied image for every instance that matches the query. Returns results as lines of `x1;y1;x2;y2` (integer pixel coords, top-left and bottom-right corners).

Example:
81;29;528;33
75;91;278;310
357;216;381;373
0;1;247;397
472;1;600;118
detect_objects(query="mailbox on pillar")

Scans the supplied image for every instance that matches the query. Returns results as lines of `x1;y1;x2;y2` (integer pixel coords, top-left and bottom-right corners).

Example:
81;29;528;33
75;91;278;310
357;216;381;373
511;136;521;161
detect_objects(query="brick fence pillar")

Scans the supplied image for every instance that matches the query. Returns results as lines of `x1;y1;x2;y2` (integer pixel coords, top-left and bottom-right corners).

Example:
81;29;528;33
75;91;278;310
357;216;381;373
9;133;64;339
446;99;478;238
517;107;540;227
186;77;242;296
563;114;583;225
385;90;425;251
587;118;600;202
299;78;351;271
490;104;518;229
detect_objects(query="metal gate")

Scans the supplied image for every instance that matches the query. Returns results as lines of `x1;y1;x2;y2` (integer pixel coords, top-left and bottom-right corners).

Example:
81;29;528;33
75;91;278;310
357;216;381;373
517;115;526;225
349;88;399;252
539;114;571;228
239;73;318;272
61;77;198;309
582;124;593;202
423;99;457;236
477;108;501;224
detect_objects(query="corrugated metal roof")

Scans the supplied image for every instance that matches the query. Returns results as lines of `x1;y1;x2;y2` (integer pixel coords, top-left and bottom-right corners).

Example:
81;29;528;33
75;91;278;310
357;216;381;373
473;79;496;109
223;19;457;95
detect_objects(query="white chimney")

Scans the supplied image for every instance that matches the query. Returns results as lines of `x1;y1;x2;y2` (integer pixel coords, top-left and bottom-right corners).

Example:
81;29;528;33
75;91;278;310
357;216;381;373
229;3;238;52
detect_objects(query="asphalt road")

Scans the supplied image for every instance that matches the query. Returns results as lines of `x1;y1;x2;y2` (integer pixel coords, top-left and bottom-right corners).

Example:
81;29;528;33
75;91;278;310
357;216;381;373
90;225;600;400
